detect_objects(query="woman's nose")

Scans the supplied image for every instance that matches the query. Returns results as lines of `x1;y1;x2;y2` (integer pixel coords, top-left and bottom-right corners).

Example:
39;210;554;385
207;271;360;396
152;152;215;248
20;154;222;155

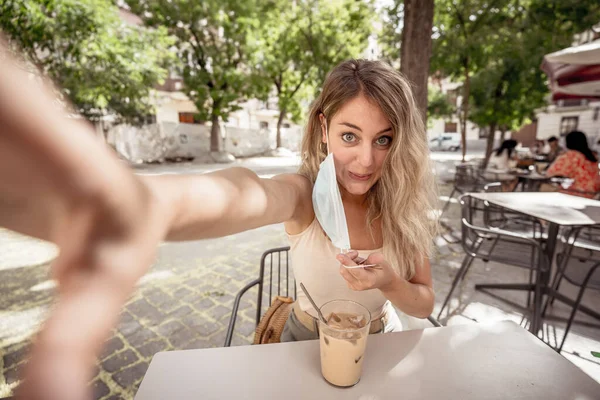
357;145;374;168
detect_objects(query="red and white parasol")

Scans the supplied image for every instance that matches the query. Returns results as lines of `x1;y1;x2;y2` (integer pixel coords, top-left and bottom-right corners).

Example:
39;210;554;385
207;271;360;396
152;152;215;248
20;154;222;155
542;40;600;101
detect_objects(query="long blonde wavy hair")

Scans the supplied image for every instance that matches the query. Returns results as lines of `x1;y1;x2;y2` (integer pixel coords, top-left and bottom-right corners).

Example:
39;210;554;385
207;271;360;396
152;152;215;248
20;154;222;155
298;59;437;280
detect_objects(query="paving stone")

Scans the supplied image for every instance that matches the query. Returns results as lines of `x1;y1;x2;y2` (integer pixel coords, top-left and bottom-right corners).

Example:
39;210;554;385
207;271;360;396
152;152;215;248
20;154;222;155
125;328;158;348
192;297;215;311
3;344;29;369
173;287;193;299
182;315;220;337
237;320;257;337
102;349;139;373
241;307;258;322
137;339;169;359
181;292;203;304
207;305;232;321
156;320;186;337
167;304;194;319
118;312;143;336
223;282;242;293
197;284;216;293
183;338;209;350
231;334;253;347
168;327;198;348
145;289;173;307
112;361;149;389
92;378;110;399
4;365;22;385
100;336;124;360
127;298;166;324
185;278;204;287
229;269;253;281
207;331;227;348
215;293;235;305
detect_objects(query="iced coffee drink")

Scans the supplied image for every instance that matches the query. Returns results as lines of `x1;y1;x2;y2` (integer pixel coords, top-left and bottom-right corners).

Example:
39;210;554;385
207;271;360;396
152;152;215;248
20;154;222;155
318;300;371;387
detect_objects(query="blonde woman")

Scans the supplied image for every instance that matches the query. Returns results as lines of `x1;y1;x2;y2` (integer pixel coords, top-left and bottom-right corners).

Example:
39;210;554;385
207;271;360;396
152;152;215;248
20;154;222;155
3;51;435;398
281;59;437;340
150;60;437;341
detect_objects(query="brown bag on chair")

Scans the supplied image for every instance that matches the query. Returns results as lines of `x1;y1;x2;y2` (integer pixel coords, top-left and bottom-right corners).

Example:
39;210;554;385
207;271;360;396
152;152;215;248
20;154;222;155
253;296;294;344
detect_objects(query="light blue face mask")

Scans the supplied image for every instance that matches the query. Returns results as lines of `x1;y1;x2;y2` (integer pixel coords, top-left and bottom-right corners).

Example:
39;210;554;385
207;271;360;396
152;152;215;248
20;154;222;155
312;122;351;252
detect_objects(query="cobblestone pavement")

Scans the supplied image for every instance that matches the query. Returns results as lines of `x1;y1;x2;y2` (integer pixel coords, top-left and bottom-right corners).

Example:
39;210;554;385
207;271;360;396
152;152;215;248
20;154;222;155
1;156;599;399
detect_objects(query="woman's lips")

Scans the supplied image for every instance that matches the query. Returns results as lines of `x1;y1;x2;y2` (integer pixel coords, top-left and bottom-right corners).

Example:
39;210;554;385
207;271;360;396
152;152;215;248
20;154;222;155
349;172;372;181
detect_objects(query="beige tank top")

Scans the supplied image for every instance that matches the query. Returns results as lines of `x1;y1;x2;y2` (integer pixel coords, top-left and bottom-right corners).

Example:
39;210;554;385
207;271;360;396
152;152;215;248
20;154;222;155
287;218;389;320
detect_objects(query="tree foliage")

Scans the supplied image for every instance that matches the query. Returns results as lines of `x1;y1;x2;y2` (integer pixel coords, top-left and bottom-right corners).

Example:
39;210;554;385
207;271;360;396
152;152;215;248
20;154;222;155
252;0;374;148
428;86;456;121
127;0;261;151
466;0;600;164
0;0;175;123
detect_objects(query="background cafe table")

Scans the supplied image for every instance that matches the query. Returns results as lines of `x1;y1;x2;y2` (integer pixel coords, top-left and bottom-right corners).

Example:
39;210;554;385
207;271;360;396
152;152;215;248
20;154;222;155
483;168;551;191
469;192;600;333
134;321;599;400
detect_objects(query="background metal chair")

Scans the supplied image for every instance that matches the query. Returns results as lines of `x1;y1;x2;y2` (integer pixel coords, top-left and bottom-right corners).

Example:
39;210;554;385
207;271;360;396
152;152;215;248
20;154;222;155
542;226;600;351
440;163;488;218
437;194;548;334
225;247;442;346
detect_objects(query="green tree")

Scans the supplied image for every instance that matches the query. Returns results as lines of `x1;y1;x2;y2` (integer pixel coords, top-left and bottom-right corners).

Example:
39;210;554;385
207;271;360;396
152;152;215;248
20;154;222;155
428;86;455;121
431;0;510;161
379;0;403;66
0;0;175;123
306;0;374;92
252;0;373;148
127;0;261;154
467;0;600;165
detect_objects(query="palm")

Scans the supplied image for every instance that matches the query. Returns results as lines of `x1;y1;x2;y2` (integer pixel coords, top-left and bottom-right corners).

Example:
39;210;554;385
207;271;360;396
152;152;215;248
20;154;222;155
17;177;165;400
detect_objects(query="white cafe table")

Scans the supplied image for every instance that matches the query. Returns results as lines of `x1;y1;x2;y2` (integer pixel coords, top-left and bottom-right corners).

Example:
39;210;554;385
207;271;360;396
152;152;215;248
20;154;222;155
468;192;600;333
134;321;599;400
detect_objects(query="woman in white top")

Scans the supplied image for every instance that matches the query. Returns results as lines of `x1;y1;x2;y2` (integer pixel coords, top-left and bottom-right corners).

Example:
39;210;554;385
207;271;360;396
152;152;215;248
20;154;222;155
487;139;518;171
2;50;436;397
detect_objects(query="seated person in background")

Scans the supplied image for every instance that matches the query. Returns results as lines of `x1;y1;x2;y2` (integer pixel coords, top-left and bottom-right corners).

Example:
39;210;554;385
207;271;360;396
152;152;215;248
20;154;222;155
487;139;518;191
546;130;600;198
488;139;518;171
546;136;563;163
532;139;545;155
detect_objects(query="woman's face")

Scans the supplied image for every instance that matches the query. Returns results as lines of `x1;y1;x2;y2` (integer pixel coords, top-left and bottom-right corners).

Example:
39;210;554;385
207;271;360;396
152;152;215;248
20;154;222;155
321;94;393;198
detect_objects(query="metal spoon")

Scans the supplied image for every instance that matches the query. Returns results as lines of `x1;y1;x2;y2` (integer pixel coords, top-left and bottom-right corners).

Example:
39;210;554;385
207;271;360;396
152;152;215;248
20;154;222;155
299;282;327;324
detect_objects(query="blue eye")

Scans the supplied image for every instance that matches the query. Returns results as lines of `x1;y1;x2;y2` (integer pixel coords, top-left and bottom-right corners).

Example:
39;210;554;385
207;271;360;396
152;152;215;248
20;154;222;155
342;132;356;143
376;136;392;146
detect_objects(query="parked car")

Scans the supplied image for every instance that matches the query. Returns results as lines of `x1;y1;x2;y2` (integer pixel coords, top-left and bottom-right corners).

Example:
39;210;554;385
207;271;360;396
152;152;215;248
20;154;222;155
429;134;461;151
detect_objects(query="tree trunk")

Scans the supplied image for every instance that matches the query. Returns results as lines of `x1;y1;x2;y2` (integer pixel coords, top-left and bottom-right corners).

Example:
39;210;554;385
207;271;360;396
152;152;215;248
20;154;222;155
400;0;434;127
210;113;220;152
276;108;286;149
483;122;497;168
460;60;470;162
500;127;507;142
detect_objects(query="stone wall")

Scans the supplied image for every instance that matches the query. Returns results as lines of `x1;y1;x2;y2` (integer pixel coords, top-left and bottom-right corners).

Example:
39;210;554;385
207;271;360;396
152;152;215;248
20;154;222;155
107;122;303;163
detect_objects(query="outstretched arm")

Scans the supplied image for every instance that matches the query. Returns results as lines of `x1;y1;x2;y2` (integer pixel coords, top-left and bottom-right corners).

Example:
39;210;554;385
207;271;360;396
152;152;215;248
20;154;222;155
143;169;313;241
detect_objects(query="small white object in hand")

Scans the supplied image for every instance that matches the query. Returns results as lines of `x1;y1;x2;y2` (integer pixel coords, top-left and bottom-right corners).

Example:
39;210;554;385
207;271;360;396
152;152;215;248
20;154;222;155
343;264;378;269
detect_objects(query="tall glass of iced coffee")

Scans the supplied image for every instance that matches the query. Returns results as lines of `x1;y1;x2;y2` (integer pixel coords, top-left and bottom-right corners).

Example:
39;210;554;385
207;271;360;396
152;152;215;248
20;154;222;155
318;300;371;387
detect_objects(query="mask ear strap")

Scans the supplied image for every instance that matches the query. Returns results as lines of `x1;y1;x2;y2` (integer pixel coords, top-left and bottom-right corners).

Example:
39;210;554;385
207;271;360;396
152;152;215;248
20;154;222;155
325;122;331;156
